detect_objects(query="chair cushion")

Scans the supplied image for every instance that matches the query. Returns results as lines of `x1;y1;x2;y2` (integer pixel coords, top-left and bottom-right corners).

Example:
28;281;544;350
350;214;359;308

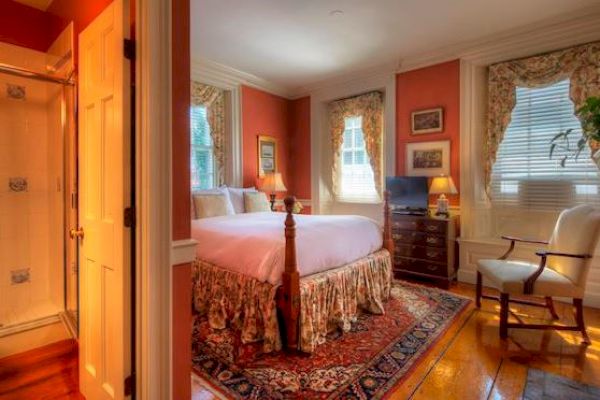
477;259;583;298
547;205;600;287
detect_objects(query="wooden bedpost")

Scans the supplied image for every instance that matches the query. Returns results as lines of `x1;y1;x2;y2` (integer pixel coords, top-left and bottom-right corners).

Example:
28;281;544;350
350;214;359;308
383;190;394;259
280;196;300;351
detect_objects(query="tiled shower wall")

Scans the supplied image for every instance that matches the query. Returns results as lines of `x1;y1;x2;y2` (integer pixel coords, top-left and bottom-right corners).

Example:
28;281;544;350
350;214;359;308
0;42;64;328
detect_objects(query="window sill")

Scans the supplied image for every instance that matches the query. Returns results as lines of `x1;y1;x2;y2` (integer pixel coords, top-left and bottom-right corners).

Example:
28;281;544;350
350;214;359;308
334;199;382;205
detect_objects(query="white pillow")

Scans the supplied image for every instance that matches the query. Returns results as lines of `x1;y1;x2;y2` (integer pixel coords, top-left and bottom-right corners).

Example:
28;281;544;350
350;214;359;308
191;187;234;218
244;191;272;213
193;194;234;219
227;186;257;213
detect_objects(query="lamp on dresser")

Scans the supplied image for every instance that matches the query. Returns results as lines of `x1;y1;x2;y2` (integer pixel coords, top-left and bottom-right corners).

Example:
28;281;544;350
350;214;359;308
429;175;457;217
261;172;287;211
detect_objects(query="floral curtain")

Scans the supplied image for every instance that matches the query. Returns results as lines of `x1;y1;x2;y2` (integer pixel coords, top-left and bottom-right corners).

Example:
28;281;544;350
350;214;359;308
329;91;384;198
191;81;226;185
485;42;600;197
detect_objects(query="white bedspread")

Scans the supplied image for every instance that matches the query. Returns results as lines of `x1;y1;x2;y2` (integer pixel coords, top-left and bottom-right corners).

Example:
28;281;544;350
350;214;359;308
192;212;383;285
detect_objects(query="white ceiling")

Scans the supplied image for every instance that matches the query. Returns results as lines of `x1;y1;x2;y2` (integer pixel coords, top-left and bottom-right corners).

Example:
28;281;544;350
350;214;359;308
12;0;53;11
192;0;600;93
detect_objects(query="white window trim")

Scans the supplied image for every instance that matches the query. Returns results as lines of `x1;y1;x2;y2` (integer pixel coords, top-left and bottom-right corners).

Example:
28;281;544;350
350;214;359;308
190;62;243;187
190;105;218;190
337;115;380;203
489;80;600;212
310;72;395;217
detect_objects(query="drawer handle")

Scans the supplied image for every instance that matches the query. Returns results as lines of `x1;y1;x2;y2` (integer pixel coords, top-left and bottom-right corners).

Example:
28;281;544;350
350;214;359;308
426;225;438;231
427;265;438;271
426;237;438;244
426;251;439;258
411;232;417;237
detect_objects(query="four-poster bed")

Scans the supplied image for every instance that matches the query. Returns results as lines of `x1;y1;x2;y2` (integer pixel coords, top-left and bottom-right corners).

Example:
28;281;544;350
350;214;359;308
277;193;395;350
192;192;395;353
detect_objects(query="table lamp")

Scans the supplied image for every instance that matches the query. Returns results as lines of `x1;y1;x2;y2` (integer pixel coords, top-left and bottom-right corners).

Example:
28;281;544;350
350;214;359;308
429;175;457;217
261;172;287;211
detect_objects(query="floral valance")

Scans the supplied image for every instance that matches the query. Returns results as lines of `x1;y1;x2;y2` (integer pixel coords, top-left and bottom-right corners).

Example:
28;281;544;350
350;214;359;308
329;91;384;199
191;81;226;185
485;42;600;198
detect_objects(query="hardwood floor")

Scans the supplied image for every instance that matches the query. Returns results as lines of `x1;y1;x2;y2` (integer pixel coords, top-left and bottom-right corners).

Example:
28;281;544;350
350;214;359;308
0;339;82;400
192;282;600;400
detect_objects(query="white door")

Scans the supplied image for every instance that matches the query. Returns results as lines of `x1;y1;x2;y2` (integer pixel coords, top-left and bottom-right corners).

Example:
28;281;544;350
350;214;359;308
77;0;131;398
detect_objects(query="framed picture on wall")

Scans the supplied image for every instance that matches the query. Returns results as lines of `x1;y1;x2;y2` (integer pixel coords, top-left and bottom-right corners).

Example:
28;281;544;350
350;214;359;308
257;135;277;176
411;107;443;134
406;140;450;177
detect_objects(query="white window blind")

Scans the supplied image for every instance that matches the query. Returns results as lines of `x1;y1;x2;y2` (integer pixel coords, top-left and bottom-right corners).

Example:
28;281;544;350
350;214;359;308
190;105;216;190
338;116;379;202
490;79;600;211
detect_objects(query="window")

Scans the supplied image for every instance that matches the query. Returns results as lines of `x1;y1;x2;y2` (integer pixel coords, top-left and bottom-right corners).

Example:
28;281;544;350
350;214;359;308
190;105;215;190
338;116;379;202
490;79;600;211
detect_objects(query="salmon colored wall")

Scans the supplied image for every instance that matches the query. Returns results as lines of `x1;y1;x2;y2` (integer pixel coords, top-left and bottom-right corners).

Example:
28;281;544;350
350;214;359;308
289;96;312;200
242;86;292;193
171;0;192;398
47;0;133;64
47;0;115;36
396;60;461;206
172;263;192;400
0;0;123;55
241;86;312;206
0;0;63;52
171;0;191;241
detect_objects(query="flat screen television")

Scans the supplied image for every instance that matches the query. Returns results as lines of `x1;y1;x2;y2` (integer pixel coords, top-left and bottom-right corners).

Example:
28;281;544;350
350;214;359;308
385;176;429;212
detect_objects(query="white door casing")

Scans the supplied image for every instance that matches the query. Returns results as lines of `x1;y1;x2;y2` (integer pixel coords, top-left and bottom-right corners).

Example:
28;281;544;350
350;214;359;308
78;0;131;398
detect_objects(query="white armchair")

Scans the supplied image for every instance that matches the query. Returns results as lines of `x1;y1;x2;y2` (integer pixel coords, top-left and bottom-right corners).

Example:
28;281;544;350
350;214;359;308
476;205;600;344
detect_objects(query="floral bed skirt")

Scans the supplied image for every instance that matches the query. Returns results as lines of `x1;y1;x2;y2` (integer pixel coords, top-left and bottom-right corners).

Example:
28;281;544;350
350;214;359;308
192;249;392;353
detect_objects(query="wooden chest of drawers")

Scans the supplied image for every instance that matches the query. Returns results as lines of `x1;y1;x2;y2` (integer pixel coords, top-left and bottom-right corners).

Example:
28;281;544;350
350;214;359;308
391;214;457;289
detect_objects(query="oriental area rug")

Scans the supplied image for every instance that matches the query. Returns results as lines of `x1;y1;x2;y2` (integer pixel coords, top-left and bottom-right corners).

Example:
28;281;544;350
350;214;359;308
192;281;471;400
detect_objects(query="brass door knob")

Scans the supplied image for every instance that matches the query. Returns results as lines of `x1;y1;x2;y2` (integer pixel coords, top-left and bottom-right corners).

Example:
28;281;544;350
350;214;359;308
69;228;84;239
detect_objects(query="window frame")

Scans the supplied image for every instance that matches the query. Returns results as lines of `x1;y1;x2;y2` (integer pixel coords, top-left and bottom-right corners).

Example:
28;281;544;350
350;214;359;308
336;115;380;203
490;79;600;212
190;105;218;191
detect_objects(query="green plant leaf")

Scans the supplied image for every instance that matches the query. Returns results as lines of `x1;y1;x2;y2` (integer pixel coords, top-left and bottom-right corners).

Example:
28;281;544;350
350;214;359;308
549;143;557;159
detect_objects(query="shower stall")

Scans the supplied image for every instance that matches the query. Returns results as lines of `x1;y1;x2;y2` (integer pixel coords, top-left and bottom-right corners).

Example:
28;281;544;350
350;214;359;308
0;31;78;355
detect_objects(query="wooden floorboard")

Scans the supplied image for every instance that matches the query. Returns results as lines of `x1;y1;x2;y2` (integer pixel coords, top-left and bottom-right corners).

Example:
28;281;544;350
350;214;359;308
0;339;82;400
3;283;597;399
192;282;600;400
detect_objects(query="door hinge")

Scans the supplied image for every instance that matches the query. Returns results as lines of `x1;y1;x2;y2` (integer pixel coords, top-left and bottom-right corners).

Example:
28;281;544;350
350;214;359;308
124;39;135;61
124;374;135;397
124;207;136;228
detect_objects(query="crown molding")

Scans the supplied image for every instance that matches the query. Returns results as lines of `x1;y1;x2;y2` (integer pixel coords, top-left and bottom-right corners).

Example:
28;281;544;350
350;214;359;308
191;58;294;98
193;5;600;99
290;61;398;99
397;5;600;72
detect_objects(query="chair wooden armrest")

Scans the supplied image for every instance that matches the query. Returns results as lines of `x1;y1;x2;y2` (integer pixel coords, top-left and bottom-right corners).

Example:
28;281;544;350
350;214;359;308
535;250;592;259
524;251;592;295
499;235;549;260
501;235;549;245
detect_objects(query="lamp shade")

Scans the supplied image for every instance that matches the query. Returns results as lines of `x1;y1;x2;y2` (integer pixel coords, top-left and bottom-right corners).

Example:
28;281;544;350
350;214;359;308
261;172;287;192
429;175;458;195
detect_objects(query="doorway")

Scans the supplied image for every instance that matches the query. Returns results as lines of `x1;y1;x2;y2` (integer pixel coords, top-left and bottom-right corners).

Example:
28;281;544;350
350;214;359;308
0;0;134;398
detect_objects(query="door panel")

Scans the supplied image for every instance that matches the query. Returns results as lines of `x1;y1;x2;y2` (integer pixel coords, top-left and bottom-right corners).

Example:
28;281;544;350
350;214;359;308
78;0;131;398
